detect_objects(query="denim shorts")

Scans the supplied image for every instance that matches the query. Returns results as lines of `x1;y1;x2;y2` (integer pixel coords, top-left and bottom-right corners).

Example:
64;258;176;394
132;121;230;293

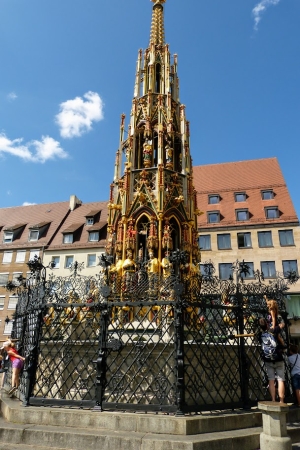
265;361;285;381
292;373;300;390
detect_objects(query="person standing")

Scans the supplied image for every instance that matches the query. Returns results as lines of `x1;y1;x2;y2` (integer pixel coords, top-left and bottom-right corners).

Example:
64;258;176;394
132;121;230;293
258;318;286;403
288;344;300;407
2;340;25;396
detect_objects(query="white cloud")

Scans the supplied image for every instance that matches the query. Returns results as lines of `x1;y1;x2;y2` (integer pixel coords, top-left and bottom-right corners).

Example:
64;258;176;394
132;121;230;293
7;92;17;101
252;0;281;30
0;133;68;163
55;91;104;139
23;202;36;206
30;136;68;163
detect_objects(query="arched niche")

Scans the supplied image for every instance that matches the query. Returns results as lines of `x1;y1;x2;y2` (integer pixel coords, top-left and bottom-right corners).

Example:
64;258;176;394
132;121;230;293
155;63;161;93
136;214;150;260
169;216;181;251
134;122;146;169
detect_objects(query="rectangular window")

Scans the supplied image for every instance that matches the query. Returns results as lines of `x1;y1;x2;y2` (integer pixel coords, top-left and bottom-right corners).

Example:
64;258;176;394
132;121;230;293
261;261;276;278
208;195;219;204
51;256;60;269
63;233;73;244
279;230;294;246
219;263;233;280
4;321;13;335
88;231;99;242
217;234;231;250
0;296;5;310
2;251;13;264
0;273;9;286
12;272;22;285
237;232;252;248
65;256;74;268
86;217;94;225
282;260;298;277
29;249;40;261
199;263;214;277
16;250;26;263
29;230;39;241
235;192;246;202
8;296;18;309
258;231;273;247
285;294;300;317
239;262;254;279
199;235;211;250
3;231;13;243
87;254;97;267
236;209;249;221
262;190;274;200
207;211;220;224
265;207;279;219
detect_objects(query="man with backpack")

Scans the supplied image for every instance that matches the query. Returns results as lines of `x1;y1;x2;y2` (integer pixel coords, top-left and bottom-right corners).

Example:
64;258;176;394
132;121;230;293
258;317;286;403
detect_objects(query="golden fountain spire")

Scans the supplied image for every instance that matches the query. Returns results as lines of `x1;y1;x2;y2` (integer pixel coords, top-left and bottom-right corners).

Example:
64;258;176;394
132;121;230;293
150;0;166;45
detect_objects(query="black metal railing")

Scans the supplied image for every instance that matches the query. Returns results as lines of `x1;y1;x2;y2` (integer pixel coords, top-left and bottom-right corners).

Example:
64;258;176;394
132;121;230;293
4;257;296;414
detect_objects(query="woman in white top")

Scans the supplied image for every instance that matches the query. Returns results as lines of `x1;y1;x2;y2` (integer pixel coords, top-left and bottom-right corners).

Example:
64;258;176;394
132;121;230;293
288;344;300;406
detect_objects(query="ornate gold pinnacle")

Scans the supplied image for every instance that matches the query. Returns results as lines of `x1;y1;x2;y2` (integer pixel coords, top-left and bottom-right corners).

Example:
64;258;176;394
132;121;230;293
150;0;166;45
151;0;166;4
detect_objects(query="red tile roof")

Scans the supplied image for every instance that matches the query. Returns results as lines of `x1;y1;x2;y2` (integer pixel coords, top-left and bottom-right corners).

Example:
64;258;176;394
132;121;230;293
0;202;70;249
193;158;298;228
48;201;108;249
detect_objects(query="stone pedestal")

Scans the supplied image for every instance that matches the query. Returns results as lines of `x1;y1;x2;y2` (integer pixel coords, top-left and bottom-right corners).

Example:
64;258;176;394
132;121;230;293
258;401;292;450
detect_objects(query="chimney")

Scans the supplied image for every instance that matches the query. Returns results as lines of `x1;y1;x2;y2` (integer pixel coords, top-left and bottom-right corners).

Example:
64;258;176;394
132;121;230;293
69;195;82;211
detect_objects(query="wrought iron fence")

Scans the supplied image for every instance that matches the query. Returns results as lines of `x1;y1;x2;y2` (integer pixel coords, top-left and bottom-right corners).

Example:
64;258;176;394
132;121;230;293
4;257;296;414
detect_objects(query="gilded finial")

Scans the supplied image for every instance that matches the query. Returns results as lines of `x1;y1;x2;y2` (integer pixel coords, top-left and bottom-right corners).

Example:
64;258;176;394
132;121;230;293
150;0;166;45
151;0;166;4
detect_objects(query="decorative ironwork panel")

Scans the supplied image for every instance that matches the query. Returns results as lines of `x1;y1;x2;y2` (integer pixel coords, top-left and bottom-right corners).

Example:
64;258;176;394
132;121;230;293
103;301;177;412
7;260;294;413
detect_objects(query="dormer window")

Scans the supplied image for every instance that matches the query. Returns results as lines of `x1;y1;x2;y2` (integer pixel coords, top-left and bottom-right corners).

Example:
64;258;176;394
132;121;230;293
3;231;13;243
235;192;246;202
265;207;279;219
86;217;94;226
236;209;249;221
28;222;50;242
207;211;220;223
63;233;73;244
3;224;26;243
85;210;101;226
29;230;39;241
262;190;274;200
62;223;83;244
208;195;220;205
88;231;99;242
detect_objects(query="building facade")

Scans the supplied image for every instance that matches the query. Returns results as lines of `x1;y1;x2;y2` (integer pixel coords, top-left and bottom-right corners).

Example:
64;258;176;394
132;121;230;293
43;200;107;277
194;157;300;343
0;196;107;338
0;200;70;336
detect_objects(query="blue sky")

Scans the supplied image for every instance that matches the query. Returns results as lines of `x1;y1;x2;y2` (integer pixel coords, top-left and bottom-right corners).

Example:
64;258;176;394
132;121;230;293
0;0;299;216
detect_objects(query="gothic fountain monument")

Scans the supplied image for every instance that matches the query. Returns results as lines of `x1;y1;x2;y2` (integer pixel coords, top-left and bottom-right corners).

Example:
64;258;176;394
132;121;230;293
5;0;296;415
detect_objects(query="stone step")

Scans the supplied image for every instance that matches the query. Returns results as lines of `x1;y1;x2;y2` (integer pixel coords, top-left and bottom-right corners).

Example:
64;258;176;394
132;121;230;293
0;415;262;450
1;391;264;436
0;392;299;450
0;415;299;450
0;445;67;450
